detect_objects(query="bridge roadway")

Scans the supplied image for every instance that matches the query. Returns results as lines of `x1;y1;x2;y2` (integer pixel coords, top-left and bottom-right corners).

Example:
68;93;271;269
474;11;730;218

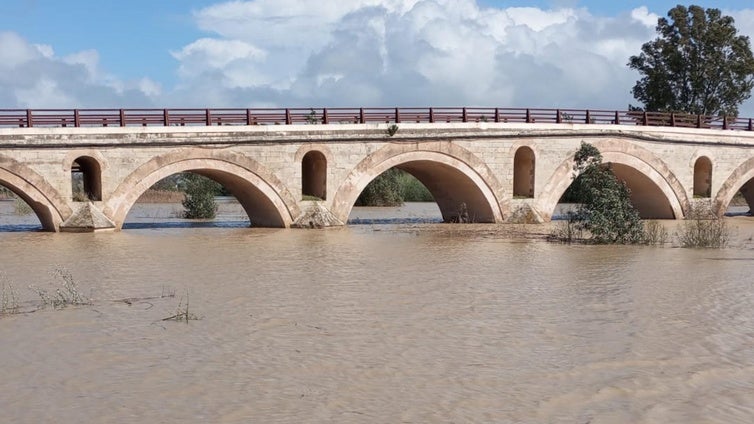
1;112;754;231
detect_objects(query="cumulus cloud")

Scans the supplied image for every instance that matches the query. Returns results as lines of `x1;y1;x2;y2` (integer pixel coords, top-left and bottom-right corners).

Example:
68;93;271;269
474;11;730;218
2;1;754;117
168;0;673;111
0;31;160;108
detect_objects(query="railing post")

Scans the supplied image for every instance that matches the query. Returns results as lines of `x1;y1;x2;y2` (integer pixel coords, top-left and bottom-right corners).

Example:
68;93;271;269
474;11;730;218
723;115;728;130
462;107;467;123
585;109;591;124
494;108;500;123
74;109;80;127
429;107;434;123
526;108;531;123
247;109;253;126
163;109;170;126
556;109;561;124
359;108;365;124
322;108;329;124
119;109;125;127
642;111;648;126
670;112;675;127
749;118;753;131
26;109;33;128
614;110;620;125
205;109;211;126
395;107;400;124
284;108;290;125
697;115;703;128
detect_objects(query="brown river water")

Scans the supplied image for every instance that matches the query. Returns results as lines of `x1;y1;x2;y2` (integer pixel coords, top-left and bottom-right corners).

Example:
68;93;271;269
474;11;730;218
1;201;753;423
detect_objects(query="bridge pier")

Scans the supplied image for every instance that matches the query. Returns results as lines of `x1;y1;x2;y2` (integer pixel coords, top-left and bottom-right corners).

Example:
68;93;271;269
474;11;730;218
60;202;116;232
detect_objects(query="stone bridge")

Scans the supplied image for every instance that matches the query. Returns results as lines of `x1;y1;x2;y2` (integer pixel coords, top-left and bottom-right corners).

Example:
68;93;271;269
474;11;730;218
2;116;754;231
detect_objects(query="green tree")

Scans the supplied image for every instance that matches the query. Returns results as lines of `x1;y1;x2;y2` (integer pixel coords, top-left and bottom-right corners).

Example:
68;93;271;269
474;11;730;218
182;173;220;219
628;5;754;117
570;142;645;244
355;168;404;206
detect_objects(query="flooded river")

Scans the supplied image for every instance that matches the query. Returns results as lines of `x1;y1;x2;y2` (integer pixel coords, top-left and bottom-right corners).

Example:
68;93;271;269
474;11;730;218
1;201;753;423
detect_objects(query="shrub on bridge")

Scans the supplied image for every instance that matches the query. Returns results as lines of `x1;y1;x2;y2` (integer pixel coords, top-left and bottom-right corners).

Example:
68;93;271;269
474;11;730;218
181;173;220;219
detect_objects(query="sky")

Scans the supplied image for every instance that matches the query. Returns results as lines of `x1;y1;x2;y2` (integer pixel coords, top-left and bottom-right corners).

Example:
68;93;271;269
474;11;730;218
1;0;753;116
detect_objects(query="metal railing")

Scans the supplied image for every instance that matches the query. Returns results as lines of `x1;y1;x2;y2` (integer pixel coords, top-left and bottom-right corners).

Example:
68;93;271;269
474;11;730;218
1;107;752;131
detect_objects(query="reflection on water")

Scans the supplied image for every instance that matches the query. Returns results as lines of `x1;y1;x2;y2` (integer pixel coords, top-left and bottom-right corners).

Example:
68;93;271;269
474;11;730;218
1;202;754;423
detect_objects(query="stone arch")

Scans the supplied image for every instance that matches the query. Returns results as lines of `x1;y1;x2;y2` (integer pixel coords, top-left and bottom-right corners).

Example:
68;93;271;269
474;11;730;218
0;155;70;231
513;146;536;198
331;142;505;223
693;156;713;198
105;149;299;229
301;151;327;200
538;141;687;220
713;157;754;216
70;156;103;201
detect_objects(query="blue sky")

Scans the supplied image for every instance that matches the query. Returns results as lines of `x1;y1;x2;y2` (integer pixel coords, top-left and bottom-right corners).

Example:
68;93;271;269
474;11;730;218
1;0;753;115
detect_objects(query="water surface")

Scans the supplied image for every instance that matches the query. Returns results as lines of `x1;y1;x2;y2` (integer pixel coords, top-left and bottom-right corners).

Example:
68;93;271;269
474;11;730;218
0;202;753;423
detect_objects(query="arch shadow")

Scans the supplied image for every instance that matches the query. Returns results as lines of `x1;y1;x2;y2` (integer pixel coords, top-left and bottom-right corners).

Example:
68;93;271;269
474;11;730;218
105;150;299;229
331;143;505;224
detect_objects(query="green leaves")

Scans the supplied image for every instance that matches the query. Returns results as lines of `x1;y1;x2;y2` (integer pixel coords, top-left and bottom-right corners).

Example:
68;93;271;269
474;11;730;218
569;142;645;244
182;173;220;219
629;5;754;117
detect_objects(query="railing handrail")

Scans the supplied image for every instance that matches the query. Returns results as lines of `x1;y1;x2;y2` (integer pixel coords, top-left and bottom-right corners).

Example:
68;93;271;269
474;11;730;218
0;107;751;132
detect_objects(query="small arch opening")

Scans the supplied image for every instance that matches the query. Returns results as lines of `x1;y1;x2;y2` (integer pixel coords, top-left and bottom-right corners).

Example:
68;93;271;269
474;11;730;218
71;156;102;201
302;151;327;200
693;156;712;198
513;147;535;198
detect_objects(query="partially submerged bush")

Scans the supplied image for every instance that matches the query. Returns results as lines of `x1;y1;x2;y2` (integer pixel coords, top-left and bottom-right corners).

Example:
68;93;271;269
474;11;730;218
182;173;220;219
565;142;646;244
677;205;729;248
1;276;19;315
642;220;669;245
30;268;90;309
162;291;200;323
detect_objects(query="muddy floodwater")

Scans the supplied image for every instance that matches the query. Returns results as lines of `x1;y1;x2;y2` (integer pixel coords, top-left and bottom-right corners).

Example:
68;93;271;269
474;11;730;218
1;201;754;423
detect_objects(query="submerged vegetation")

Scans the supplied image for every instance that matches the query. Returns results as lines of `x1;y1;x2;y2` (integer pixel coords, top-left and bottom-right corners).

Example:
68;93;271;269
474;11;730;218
356;168;433;206
181;173;221;219
550;142;728;248
676;204;730;248
550;142;647;244
0;267;198;323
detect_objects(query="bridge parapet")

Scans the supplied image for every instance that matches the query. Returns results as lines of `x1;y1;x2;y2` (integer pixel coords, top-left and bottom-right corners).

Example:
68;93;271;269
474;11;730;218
2;107;753;132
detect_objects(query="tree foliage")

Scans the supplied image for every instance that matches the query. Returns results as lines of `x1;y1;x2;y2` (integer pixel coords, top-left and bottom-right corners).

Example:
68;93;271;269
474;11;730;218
355;168;404;206
628;5;754;117
182;173;220;219
569;142;645;244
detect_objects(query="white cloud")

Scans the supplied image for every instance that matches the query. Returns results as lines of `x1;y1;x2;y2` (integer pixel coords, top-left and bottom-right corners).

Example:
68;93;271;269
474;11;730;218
3;2;754;118
169;0;665;111
0;31;159;108
631;6;659;27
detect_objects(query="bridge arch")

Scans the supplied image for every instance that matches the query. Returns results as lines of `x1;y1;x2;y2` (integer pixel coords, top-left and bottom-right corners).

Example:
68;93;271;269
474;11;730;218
105;149;300;229
538;141;687;220
0;155;70;231
713;157;754;216
331;142;505;223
